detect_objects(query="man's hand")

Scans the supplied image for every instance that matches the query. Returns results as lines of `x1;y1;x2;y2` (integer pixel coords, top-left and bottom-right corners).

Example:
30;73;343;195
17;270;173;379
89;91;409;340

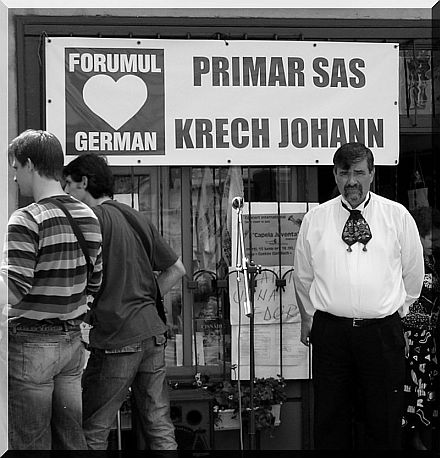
404;330;410;358
156;258;186;295
300;316;313;346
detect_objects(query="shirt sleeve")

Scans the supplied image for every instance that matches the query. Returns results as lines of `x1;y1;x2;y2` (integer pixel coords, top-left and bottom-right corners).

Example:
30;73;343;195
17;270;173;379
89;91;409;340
400;210;424;313
293;212;315;318
148;222;179;272
87;243;103;297
1;209;38;306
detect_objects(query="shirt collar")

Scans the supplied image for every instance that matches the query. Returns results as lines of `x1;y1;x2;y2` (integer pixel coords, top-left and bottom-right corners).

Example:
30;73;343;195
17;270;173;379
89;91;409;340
341;191;371;213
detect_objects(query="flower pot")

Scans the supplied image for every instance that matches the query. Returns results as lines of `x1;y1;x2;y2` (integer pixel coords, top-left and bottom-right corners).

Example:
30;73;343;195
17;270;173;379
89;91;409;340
214;409;240;431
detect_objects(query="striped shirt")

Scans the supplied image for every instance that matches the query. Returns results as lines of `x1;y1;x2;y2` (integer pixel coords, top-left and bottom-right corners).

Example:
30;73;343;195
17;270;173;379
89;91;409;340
2;194;103;321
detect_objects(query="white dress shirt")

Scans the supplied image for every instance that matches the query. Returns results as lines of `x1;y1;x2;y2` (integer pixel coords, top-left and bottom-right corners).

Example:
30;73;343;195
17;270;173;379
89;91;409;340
293;192;424;319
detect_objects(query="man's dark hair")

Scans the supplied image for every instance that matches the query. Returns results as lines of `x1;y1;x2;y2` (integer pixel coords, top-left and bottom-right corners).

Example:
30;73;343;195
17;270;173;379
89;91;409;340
333;142;375;172
8;129;64;180
63;153;114;199
410;206;440;238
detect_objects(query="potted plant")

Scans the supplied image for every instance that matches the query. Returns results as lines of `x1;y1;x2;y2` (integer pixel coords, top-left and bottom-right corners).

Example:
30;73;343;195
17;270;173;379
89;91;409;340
205;375;287;433
240;376;287;432
209;380;241;430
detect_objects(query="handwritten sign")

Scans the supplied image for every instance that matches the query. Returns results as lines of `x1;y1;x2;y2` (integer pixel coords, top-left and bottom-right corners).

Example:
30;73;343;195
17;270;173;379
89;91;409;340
229;266;300;326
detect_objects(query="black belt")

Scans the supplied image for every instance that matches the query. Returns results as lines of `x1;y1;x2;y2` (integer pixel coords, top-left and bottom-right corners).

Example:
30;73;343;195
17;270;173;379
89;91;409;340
9;315;84;333
316;310;398;328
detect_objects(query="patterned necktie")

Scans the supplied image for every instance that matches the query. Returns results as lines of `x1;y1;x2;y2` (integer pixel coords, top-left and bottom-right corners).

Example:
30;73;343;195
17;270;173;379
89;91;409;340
341;195;372;252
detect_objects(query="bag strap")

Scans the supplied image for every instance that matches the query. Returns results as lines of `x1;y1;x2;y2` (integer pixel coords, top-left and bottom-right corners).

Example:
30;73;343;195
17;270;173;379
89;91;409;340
103;200;166;324
51;198;92;279
103;200;152;257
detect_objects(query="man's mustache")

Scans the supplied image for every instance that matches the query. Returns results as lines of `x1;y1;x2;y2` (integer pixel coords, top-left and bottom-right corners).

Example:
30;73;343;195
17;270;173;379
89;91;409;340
344;184;362;192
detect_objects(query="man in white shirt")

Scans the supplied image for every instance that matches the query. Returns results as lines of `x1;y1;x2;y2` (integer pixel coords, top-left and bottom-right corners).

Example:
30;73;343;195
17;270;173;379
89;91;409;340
293;142;424;450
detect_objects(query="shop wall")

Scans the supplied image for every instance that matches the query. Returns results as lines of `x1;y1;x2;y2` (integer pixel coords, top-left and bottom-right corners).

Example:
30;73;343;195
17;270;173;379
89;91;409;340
6;7;431;216
7;8;431;215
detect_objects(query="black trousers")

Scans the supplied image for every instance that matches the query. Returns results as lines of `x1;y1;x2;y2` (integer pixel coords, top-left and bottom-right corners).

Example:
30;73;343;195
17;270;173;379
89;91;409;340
310;310;406;450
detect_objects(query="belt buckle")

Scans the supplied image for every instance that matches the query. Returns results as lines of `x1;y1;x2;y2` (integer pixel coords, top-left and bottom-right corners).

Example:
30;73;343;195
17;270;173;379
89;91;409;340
352;318;363;327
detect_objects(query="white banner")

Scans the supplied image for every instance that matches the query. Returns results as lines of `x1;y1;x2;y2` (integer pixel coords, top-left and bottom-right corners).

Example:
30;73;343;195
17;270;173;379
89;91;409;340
46;37;399;166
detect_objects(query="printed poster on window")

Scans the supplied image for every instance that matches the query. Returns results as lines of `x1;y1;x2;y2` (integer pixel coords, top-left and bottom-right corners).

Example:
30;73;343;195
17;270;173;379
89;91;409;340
231;202;318;267
45;38;399;165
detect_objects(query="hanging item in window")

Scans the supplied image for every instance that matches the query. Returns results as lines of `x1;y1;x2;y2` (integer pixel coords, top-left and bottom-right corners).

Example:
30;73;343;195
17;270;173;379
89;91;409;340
221;167;244;266
400;47;432;125
408;157;429;210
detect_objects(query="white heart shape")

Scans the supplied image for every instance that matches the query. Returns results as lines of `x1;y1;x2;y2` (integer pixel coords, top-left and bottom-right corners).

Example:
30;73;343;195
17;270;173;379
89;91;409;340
83;75;148;130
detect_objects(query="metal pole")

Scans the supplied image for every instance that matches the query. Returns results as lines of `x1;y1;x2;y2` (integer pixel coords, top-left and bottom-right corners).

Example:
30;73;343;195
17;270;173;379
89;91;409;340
236;208;252;317
116;409;122;450
247;262;259;450
233;198;260;450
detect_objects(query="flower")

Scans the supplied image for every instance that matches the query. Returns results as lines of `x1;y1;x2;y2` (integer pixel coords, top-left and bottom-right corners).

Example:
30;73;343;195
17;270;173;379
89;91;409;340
205;375;286;433
210;380;240;411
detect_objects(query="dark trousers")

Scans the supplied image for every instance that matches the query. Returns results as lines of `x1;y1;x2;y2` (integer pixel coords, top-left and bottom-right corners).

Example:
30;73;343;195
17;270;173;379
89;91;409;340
310;310;406;450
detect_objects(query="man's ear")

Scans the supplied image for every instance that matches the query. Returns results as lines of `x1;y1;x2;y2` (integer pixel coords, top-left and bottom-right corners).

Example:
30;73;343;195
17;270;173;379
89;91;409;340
26;158;35;172
80;175;88;189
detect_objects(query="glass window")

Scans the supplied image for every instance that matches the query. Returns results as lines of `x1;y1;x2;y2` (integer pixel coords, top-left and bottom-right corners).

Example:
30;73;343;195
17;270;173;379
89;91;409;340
112;164;317;375
113;168;185;367
191;167;234;371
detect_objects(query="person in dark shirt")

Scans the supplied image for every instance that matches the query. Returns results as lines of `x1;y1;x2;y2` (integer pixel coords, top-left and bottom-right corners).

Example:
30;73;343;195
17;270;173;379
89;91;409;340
63;153;185;450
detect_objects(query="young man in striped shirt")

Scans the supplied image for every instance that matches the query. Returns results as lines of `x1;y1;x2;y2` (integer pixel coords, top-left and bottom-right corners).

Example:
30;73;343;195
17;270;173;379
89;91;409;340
1;130;103;449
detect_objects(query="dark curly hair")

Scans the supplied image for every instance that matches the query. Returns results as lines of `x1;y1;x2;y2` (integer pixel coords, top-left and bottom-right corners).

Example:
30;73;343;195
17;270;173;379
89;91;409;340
410;206;440;238
8;129;64;180
63;153;114;199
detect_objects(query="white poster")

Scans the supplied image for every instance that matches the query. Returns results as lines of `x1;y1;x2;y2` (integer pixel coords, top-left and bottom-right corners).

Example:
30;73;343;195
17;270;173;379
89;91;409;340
46;38;399;166
228;203;318;379
231;324;311;380
229;265;311;379
231;202;318;267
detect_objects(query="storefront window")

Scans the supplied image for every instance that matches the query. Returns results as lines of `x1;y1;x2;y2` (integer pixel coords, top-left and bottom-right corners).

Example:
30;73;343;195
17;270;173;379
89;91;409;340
191;167;236;371
189;166;317;373
113;169;185;367
112;165;318;374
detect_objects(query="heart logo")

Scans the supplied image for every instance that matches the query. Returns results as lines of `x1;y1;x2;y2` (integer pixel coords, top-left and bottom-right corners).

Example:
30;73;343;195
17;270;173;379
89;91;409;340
83;75;148;130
